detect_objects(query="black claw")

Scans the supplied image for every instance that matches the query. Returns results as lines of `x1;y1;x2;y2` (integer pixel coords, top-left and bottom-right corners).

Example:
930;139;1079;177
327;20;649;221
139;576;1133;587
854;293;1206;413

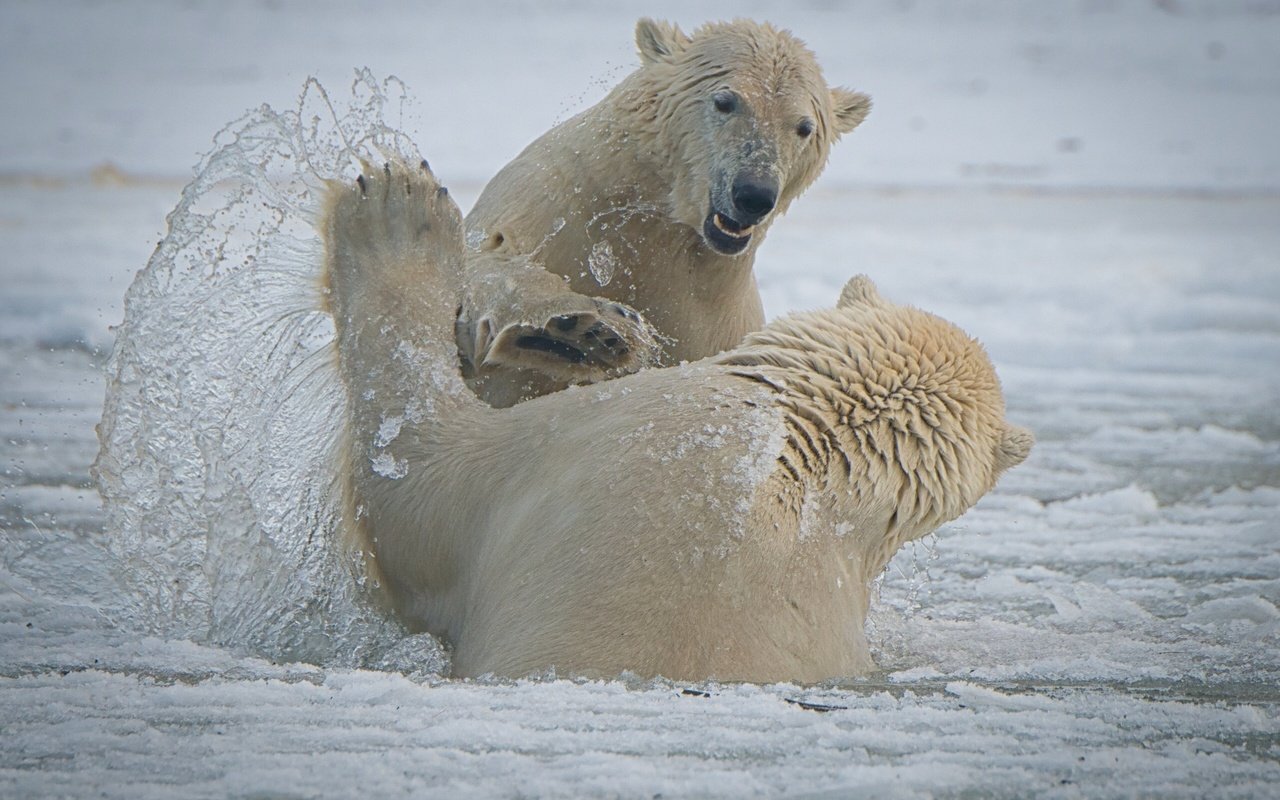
356;174;367;195
383;162;391;178
420;159;431;172
438;185;449;198
603;337;620;349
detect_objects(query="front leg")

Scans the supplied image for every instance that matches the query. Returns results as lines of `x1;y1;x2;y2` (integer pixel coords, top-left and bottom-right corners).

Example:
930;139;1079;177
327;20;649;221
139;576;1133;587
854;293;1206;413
321;159;479;626
322;159;470;462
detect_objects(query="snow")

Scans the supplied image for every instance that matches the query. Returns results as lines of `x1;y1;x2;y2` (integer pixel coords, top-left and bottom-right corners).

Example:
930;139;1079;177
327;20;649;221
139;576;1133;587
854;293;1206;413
2;1;1278;797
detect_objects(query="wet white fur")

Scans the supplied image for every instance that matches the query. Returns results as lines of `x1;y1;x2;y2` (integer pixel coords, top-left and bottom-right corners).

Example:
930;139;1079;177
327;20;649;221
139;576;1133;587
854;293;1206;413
325;161;1031;682
460;19;872;406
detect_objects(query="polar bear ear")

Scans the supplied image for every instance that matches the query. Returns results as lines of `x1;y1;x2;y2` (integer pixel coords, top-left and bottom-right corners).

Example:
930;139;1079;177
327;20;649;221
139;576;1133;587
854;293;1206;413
636;18;689;65
831;88;872;135
837;274;884;309
995;424;1035;473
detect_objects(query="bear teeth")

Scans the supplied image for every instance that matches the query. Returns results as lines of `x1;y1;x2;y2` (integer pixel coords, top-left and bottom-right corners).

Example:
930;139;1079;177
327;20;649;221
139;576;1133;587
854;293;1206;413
713;213;754;239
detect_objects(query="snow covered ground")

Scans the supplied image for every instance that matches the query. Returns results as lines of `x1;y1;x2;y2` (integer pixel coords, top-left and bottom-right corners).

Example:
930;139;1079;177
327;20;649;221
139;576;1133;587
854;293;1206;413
2;1;1278;797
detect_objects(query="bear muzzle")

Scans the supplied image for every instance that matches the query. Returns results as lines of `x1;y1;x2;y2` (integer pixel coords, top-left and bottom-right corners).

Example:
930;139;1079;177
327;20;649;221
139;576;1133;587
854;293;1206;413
701;173;779;256
731;174;778;226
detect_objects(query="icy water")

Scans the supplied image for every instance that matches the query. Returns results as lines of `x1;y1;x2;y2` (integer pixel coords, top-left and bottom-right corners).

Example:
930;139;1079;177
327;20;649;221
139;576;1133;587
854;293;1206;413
3;1;1280;797
3;177;1276;796
86;74;440;671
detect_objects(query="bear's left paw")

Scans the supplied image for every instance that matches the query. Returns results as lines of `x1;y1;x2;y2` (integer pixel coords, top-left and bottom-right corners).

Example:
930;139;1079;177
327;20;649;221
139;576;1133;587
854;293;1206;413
325;159;464;294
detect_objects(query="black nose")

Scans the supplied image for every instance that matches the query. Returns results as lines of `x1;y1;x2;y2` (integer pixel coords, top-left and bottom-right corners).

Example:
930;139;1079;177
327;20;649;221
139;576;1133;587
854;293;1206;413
731;175;778;225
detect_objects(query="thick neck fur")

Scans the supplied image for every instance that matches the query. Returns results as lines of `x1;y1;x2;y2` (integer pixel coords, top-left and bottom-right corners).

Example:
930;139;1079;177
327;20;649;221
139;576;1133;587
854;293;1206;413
715;302;1008;574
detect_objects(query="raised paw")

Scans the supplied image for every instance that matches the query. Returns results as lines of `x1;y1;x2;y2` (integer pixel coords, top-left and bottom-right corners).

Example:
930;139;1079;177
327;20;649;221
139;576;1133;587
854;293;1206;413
463;295;660;383
323;158;464;308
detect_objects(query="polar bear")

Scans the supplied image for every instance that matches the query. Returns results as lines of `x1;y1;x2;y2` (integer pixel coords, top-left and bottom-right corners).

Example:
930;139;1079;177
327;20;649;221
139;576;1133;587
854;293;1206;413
457;19;872;407
325;161;1032;683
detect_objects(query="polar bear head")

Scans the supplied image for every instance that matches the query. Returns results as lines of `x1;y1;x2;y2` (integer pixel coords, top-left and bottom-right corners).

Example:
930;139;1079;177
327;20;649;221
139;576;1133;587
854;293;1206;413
718;276;1033;554
631;19;871;256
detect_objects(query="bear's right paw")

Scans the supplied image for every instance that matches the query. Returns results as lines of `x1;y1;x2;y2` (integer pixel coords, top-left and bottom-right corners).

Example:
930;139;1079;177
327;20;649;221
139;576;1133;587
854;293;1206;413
463;297;660;381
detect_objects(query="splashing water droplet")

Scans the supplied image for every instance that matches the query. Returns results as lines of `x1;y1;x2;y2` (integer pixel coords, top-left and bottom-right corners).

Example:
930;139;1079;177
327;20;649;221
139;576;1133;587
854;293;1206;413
370;452;409;480
92;70;440;671
588;239;617;287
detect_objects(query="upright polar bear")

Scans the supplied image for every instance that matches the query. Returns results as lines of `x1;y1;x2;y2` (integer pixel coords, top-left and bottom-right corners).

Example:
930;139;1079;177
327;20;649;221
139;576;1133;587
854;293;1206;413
326;161;1032;682
457;19;872;407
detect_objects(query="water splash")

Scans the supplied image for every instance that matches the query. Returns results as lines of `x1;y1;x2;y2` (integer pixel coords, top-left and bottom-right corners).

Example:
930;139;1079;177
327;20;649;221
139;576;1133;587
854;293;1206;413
866;534;942;664
587;239;617;286
92;71;447;672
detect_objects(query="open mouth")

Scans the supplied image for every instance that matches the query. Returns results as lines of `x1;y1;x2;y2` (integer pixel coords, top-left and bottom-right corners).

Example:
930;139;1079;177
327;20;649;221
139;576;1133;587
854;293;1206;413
702;211;755;255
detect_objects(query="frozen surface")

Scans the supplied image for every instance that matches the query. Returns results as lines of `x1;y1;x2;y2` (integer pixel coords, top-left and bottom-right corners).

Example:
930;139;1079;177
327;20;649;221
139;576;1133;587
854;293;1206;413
2;1;1278;798
3;0;1279;191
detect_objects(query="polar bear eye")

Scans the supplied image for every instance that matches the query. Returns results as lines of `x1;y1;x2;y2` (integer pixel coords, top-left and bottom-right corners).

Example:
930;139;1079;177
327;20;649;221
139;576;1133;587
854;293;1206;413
712;90;738;114
796;118;815;139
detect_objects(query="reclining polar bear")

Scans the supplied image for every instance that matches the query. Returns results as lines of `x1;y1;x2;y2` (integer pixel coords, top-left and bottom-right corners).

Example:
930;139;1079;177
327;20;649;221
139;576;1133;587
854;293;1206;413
324;161;1031;682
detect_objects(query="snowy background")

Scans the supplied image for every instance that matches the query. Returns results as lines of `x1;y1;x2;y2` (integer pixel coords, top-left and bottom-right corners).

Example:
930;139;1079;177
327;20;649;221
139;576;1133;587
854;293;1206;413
2;0;1278;797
